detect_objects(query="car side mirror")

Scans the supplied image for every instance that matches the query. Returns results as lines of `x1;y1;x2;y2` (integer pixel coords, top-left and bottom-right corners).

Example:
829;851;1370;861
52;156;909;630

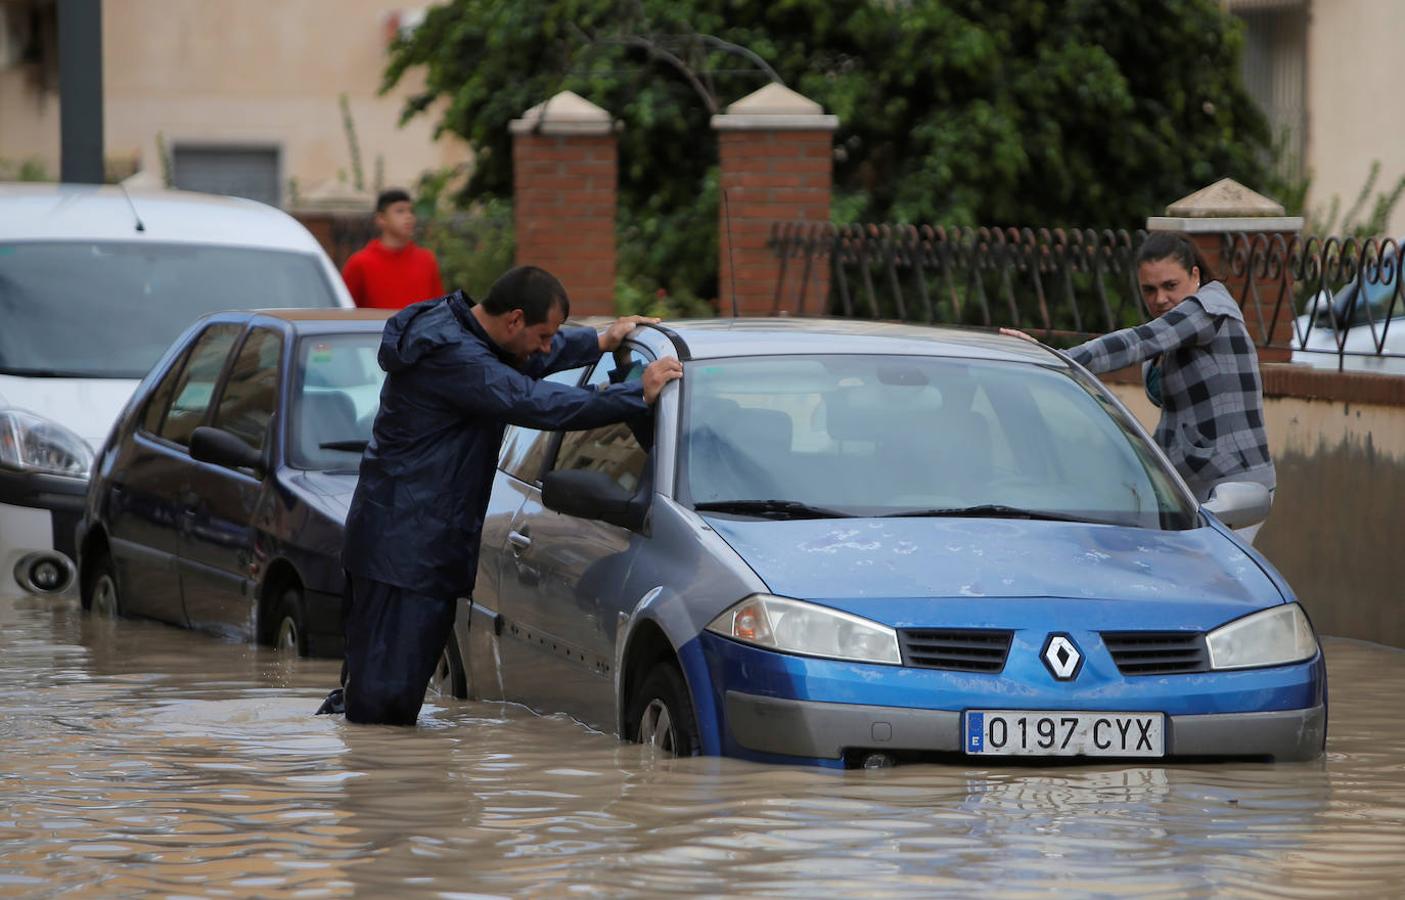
541;469;647;531
190;426;265;476
1202;481;1271;530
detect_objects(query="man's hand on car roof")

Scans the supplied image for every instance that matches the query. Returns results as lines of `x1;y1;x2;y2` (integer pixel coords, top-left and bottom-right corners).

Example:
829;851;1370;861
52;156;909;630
599;315;662;352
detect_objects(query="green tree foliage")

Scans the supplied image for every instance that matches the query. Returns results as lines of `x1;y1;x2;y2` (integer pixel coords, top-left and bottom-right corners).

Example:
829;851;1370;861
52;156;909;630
385;0;1270;305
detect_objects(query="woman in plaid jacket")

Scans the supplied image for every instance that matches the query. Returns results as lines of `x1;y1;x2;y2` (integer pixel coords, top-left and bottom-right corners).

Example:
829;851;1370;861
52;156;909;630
1005;233;1276;542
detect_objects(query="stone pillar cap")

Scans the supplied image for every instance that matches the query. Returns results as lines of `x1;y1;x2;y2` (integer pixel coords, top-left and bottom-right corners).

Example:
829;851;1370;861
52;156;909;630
711;82;838;131
1146;177;1303;233
510;90;615;136
293;179;375;212
1165;177;1286;217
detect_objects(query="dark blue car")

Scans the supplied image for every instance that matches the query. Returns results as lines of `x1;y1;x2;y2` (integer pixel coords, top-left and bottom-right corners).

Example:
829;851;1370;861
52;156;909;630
77;309;391;657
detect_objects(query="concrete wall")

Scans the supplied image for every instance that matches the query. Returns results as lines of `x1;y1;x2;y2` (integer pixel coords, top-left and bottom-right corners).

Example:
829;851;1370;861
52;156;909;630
1107;368;1405;649
1;0;466;201
1306;0;1405;236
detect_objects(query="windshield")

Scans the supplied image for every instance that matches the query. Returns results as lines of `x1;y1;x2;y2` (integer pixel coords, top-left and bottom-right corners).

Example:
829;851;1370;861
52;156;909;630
0;241;339;378
679;354;1196;529
289;334;385;470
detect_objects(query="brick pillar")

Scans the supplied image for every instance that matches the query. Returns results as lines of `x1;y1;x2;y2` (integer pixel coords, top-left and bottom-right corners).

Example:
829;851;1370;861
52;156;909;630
1147;178;1304;362
712;84;837;316
511;91;617;316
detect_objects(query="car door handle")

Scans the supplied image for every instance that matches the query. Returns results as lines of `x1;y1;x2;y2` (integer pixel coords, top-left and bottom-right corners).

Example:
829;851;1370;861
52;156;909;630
507;530;532;553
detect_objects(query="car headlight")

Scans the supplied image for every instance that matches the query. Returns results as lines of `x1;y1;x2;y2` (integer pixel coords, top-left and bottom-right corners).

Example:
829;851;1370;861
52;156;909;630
0;410;94;478
1206;603;1318;670
705;594;902;665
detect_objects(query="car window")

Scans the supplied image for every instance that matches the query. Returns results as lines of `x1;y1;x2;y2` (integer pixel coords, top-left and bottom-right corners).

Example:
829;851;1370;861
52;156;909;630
679;354;1195;530
141;346;193;435
549;349;654;494
498;366;589;483
153;324;242;447
0;241;339;379
288;333;386;470
212;327;284;454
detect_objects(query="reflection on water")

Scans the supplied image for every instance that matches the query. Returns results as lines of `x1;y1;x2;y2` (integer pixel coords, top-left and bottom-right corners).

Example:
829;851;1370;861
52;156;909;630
2;595;1404;897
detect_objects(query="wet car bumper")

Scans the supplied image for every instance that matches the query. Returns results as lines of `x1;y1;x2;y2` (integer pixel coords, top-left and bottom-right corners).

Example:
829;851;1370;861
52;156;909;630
697;632;1327;764
0;467;87;598
724;692;1326;762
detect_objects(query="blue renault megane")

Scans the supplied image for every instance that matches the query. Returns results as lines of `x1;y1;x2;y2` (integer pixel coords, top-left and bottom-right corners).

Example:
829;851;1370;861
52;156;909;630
445;319;1324;767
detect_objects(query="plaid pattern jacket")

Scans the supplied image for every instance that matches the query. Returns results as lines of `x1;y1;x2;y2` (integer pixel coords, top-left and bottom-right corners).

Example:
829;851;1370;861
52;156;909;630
1067;281;1276;502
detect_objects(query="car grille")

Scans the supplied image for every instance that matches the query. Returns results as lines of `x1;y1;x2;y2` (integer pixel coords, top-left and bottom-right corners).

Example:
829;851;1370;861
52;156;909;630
1101;631;1209;675
898;628;1013;673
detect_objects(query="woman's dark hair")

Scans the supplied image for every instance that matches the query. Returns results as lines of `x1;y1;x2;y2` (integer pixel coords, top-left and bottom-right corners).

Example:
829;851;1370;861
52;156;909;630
1136;232;1216;283
479;265;571;324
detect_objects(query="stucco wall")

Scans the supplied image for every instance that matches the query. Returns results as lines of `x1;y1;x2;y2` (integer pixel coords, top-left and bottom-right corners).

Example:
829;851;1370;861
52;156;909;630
1306;0;1405;237
1;0;465;200
1107;377;1405;649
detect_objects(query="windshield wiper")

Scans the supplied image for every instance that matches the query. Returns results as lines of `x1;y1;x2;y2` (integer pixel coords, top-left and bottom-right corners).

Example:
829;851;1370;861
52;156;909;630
693;499;853;520
883;503;1098;523
319;440;369;452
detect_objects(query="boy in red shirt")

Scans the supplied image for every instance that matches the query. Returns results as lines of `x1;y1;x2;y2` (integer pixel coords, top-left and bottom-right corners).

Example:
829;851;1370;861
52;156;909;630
341;188;445;309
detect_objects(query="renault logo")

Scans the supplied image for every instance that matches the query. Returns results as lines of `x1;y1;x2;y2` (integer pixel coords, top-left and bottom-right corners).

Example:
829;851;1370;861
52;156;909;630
1041;634;1083;680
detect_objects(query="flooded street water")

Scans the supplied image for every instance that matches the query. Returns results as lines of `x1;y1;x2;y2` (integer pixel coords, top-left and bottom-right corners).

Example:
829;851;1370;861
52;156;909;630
2;595;1404;897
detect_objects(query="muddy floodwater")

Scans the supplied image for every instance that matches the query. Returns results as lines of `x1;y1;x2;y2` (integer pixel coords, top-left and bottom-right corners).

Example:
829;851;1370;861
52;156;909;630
2;596;1404;897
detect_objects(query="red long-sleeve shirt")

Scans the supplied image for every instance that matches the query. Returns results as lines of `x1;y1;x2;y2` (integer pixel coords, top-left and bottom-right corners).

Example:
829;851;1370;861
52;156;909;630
341;238;445;309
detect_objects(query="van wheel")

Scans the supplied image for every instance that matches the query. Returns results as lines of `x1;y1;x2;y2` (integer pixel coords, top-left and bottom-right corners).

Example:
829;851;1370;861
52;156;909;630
626;662;700;757
273;587;308;656
426;633;468;700
84;551;122;619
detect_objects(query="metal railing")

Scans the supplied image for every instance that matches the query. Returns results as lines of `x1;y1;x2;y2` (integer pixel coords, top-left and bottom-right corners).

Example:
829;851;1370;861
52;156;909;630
770;222;1405;374
1226;233;1405;372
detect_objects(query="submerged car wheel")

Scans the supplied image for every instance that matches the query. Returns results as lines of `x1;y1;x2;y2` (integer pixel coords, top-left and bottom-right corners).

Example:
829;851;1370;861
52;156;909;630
83;552;122;619
627;662;700;757
273;588;307;656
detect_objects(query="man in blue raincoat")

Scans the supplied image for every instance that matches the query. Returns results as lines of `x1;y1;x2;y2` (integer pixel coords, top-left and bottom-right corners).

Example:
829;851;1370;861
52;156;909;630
321;265;681;725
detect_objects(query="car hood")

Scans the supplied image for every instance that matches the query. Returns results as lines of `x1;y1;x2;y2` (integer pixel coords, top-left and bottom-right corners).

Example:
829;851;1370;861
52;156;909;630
282;469;358;524
705;516;1284;629
0;374;141;450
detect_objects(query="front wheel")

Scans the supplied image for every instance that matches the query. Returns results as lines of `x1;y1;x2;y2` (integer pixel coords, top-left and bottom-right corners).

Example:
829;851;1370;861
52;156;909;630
272;587;308;656
626;662;700;757
83;551;122;619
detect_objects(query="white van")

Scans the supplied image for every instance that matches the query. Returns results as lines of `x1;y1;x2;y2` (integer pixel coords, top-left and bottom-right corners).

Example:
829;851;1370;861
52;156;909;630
0;184;355;598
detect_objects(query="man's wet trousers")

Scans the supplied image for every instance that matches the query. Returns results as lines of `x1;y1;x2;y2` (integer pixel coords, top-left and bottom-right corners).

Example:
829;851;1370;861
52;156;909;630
340;574;457;725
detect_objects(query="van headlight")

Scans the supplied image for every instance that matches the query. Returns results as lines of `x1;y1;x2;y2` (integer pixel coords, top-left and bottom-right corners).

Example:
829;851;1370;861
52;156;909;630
705;594;902;665
0;410;94;478
1206;604;1318;670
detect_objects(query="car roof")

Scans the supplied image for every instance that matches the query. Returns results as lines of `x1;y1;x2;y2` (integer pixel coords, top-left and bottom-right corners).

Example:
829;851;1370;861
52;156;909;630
648;318;1069;367
0;183;328;253
249;308;393;335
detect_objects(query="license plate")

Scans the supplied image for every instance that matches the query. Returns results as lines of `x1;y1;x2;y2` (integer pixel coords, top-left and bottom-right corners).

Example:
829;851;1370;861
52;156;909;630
964;710;1165;757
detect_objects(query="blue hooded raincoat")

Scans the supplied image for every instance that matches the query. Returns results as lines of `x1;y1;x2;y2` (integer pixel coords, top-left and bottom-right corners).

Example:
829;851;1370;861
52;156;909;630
342;291;649;598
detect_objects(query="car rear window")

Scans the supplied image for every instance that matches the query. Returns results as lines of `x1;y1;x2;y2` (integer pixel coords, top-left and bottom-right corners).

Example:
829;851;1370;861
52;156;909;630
0;241;339;378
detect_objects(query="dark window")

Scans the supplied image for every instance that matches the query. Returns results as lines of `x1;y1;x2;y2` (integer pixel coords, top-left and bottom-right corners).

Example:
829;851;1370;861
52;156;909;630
156;324;241;447
213;328;284;453
549;349;653;495
172;145;280;207
141;347;193;435
498;366;589;483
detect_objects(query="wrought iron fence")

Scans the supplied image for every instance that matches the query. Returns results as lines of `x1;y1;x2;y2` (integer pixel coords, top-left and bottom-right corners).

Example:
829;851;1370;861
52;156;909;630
1225;232;1405;373
769;222;1405;374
